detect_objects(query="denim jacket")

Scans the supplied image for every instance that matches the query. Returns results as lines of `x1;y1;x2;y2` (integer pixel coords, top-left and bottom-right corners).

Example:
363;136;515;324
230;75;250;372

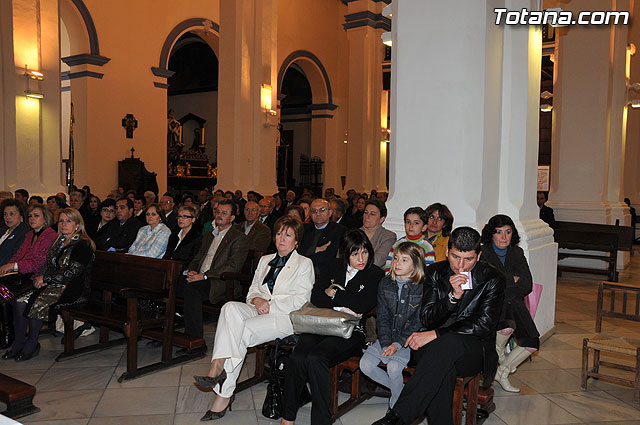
376;275;425;348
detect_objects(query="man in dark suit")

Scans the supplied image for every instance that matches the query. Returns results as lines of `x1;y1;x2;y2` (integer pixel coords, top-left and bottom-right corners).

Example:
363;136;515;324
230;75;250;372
94;198;143;252
160;193;178;231
330;198;357;229
233;201;271;253
537;191;556;229
299;198;345;274
180;199;248;338
372;227;505;425
198;188;214;227
258;196;277;230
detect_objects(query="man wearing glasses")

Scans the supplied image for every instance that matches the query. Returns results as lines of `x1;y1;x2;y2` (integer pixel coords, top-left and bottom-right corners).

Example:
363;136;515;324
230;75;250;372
233;201;271;253
299;198;345;274
180;199;248;339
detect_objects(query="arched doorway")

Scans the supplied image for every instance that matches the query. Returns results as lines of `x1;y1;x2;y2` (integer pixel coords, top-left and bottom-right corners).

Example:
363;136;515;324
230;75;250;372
279;64;312;190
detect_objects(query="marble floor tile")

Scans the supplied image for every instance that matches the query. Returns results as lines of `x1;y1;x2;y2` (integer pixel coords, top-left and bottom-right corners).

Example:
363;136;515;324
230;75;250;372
93;387;178;417
87;414;174;425
23;389;103;422
512;368;586;394
107;363;181;389
545;391;640;422
492;394;581;424
554;322;593;335
515;355;559;371
175;409;258;425
540;337;580;351
22;419;89;425
0;368;47;386
53;347;124;368
37;365;114;391
491;377;539;397
537;349;583;369
606;388;640;410
339;402;389;424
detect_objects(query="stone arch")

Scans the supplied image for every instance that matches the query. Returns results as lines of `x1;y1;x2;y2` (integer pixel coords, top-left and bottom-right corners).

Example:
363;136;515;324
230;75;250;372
154;18;220;77
278;51;335;108
60;0;100;56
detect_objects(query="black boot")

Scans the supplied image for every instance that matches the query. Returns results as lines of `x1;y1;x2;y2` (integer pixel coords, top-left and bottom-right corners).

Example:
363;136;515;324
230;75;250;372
0;303;14;350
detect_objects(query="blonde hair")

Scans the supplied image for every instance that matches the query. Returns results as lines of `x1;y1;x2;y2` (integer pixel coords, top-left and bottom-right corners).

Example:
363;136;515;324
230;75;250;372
390;242;427;284
58;207;96;251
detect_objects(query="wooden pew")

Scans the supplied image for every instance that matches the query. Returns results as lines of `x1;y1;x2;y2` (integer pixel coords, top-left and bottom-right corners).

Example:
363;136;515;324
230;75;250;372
55;251;206;381
555;221;634;282
0;373;40;419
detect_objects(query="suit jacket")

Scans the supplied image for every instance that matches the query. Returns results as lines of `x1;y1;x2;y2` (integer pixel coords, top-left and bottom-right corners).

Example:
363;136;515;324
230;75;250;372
539;205;556;229
336;215;358;229
365;226;397;268
188;226;249;303
245;250;314;317
164;210;178;232
261;213;278;230
233;221;271;253
163;227;203;268
95;217;143;252
0;222;30;266
299;221;345;271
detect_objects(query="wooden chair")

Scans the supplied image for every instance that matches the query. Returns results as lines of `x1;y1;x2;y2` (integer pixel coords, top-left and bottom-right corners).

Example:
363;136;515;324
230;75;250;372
582;281;640;402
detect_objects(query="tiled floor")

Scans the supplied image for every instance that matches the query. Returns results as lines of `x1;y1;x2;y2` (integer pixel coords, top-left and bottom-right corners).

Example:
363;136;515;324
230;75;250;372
2;254;640;425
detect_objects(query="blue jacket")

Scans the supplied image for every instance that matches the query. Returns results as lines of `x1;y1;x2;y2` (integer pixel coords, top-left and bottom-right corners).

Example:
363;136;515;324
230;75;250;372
376;275;424;348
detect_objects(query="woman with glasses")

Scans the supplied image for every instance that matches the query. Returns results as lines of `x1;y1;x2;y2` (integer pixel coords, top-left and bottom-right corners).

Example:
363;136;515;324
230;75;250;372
163;205;203;267
424;202;454;262
86;199;117;240
127;203;171;258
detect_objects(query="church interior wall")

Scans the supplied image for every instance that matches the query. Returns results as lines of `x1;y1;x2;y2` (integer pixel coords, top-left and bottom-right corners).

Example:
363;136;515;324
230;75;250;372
168;91;218;164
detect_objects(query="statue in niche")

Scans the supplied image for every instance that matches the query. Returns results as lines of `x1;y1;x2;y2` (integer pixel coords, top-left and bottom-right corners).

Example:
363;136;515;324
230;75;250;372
191;128;206;152
167;109;182;149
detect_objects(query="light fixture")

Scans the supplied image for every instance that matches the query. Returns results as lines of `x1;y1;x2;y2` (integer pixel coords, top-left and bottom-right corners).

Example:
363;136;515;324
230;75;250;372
382;4;392;18
629;83;640;91
24;65;44;80
540;91;553;100
24;89;44;99
540;104;553;112
261;84;276;127
629;99;640;109
381;32;392;47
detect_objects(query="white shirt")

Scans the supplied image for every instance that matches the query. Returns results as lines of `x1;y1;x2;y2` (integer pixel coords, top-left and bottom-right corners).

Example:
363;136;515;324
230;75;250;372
244;221;256;235
345;265;358;287
199;225;231;273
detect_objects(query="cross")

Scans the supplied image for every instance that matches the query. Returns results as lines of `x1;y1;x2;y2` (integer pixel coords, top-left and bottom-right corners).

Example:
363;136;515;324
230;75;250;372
121;113;138;139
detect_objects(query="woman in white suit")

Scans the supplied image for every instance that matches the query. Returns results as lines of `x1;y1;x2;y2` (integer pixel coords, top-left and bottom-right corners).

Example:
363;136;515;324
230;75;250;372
194;215;314;421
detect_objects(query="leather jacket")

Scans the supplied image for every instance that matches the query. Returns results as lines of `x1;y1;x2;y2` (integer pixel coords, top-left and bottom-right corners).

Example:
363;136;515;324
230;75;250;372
421;260;505;339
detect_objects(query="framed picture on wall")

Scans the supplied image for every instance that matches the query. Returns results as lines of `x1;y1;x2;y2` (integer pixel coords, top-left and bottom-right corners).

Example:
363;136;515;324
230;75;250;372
537;165;550;191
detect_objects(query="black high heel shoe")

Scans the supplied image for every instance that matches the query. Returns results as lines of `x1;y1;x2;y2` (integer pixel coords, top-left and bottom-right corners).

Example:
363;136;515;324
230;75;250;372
200;394;235;421
1;349;18;360
194;369;227;389
15;343;40;362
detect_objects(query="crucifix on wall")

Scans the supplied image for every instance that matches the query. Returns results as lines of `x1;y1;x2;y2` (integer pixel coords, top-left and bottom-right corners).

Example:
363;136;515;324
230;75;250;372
121;113;138;138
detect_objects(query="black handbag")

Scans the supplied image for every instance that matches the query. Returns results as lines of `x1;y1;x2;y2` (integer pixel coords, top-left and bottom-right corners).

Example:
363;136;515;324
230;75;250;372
0;273;33;302
262;338;285;419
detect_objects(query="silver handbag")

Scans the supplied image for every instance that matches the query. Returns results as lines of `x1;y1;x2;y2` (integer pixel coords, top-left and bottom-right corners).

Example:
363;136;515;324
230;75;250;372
289;302;360;339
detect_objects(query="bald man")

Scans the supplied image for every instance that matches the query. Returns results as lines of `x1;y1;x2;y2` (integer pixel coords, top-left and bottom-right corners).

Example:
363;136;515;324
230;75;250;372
299;198;345;274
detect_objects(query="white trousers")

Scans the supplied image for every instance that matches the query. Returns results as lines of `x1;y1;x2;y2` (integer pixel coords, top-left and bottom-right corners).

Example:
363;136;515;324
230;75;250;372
211;301;293;397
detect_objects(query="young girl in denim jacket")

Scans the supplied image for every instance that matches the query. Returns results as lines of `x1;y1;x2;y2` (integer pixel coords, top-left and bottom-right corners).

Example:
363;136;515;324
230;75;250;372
359;242;427;408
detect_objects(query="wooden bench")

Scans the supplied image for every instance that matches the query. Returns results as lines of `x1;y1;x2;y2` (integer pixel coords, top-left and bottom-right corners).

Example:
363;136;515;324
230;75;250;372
56;251;206;381
582;281;640;402
0;373;40;419
555;221;634;282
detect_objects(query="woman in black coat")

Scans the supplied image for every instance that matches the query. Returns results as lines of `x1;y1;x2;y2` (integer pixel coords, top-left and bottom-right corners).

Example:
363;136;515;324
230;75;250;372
162;205;202;267
480;214;539;393
281;229;384;425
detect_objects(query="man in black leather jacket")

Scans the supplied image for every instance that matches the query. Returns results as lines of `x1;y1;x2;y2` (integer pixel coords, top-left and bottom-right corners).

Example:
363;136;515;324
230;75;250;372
372;227;505;425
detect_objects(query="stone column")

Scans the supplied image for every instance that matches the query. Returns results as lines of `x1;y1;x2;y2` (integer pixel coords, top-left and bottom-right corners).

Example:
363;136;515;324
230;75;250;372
386;0;557;336
344;1;388;193
1;0;66;196
216;0;278;195
548;0;631;267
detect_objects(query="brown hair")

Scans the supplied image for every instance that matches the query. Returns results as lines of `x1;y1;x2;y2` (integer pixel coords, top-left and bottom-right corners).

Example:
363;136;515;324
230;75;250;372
273;215;305;245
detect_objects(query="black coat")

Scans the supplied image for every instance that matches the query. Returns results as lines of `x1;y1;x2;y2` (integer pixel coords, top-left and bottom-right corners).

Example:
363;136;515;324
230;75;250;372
480;245;532;302
539;205;556;229
0;222;30;266
164;210;178;232
163;227;203;268
299;221;346;271
94;217;143;252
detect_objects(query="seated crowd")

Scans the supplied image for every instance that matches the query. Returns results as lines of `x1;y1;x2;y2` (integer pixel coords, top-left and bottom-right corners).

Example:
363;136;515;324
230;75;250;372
0;184;542;425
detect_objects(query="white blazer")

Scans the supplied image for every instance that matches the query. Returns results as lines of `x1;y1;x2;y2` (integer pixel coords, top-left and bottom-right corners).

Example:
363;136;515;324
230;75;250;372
245;250;315;316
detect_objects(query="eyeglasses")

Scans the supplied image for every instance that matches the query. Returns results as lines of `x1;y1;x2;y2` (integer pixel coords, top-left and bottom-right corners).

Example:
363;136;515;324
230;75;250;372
429;214;444;222
214;209;231;216
102;208;115;213
310;207;329;214
177;214;194;219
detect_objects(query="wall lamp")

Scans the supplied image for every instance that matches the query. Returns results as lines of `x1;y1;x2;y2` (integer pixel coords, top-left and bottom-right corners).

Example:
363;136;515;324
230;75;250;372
381;32;392;47
261;84;277;127
628;99;640;109
540;104;553;112
23;65;44;99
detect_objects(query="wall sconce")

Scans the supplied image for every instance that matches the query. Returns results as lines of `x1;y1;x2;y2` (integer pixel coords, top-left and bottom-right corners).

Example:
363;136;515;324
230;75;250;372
628;99;640;109
540;91;553;100
381;32;392;47
261;84;276;127
343;131;348;144
540;104;553;112
628;43;636;56
23;65;44;99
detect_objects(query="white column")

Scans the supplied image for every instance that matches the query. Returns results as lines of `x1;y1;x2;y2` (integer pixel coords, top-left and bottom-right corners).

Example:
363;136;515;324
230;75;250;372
549;0;631;267
216;0;278;195
2;0;66;196
387;0;557;336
